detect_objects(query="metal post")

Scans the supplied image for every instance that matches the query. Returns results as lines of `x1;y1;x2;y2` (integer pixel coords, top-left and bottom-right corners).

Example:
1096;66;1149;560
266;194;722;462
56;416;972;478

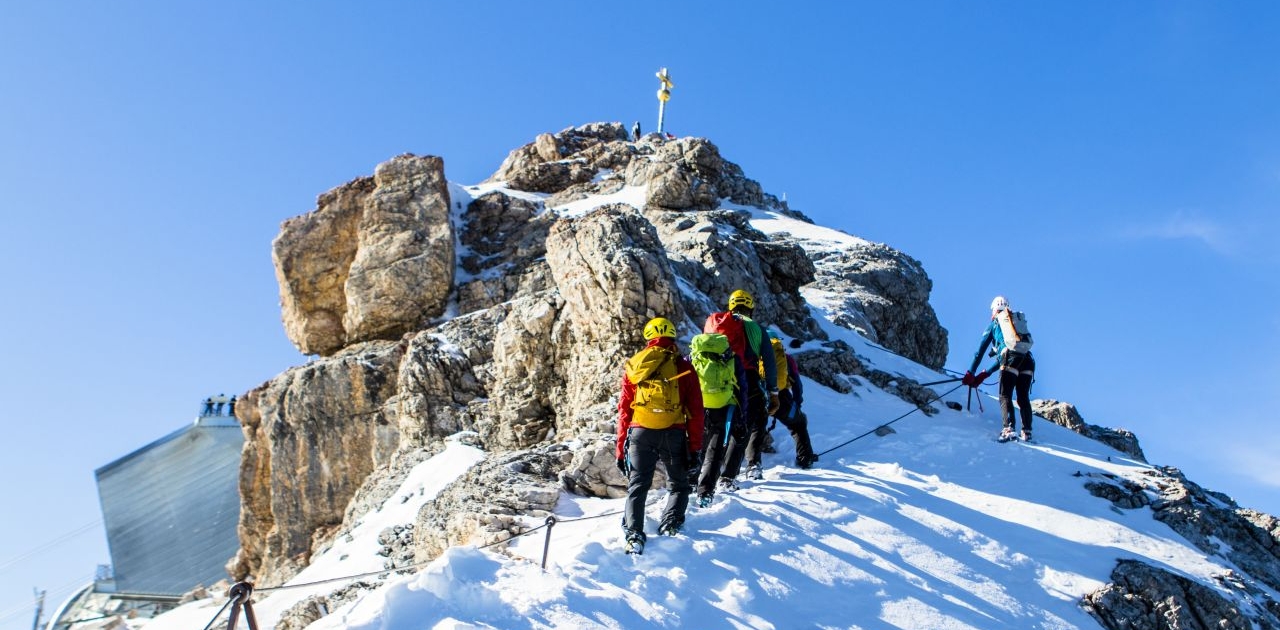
655;67;673;135
540;516;558;570
30;589;44;630
225;582;257;630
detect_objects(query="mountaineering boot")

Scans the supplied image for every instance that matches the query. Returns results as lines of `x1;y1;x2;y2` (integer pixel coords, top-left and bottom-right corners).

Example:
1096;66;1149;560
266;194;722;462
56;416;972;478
698;493;714;508
624;530;646;555
718;477;739;493
658;520;683;536
746;464;763;480
998;428;1016;443
1020;430;1033;442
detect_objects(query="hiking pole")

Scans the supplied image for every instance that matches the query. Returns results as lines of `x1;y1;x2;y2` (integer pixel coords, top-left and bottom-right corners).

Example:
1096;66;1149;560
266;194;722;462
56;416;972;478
966;386;972;412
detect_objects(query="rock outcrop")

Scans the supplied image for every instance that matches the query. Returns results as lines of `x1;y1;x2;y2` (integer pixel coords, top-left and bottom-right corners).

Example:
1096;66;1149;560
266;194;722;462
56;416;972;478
1079;465;1280;629
237;124;953;588
225;122;1280;628
804;243;947;369
1032;399;1145;462
1083;559;1280;630
273;155;454;356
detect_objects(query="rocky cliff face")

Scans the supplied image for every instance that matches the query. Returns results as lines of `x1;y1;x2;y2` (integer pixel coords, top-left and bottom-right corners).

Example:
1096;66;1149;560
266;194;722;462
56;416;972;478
230;123;1278;630
273;155;454;357
233;123;951;586
1081;466;1280;629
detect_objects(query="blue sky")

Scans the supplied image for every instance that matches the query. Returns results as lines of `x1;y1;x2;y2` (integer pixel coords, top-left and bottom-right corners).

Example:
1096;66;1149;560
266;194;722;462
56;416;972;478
1;1;1277;627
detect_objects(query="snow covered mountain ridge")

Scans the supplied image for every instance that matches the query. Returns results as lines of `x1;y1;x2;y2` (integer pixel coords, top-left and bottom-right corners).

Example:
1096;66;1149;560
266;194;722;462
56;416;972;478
141;123;1278;629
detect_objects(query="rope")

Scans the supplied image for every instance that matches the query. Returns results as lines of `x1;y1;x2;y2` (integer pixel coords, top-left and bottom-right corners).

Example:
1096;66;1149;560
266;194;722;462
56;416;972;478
814;382;967;458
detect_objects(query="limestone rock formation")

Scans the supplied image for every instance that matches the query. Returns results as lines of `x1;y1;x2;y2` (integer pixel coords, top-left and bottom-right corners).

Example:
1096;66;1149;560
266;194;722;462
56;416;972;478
1078;465;1280;628
411;445;568;563
1143;466;1280;594
273;154;454;356
231;123;1280;628
1083;560;1280;630
805;243;948;369
236;124;951;589
229;340;405;585
1032;399;1146;462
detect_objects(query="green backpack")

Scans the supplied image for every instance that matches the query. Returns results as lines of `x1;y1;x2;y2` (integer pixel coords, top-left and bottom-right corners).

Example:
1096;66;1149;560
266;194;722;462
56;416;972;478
690;333;738;409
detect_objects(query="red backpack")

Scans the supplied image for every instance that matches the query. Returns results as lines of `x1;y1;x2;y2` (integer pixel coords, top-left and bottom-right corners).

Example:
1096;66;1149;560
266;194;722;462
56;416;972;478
704;312;751;366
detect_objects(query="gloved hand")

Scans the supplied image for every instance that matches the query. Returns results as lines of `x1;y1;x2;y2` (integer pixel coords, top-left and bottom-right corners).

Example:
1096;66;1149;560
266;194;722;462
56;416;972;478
768;392;780;415
961;371;976;387
616;457;628;475
972;370;990;386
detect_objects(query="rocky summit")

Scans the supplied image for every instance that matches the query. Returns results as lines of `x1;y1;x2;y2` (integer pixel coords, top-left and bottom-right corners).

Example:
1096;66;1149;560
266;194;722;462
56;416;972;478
227;123;1279;628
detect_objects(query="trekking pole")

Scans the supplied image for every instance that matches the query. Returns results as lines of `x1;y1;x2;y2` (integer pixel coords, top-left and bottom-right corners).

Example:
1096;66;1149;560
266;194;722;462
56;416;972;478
966;387;972;412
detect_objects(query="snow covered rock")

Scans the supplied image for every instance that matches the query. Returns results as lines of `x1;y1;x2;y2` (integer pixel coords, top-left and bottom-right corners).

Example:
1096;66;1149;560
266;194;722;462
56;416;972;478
1033;399;1146;462
1083;559;1280;630
805;242;947;369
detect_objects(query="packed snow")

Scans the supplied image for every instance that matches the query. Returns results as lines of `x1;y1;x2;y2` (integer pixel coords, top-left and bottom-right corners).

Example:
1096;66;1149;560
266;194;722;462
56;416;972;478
135;202;1254;629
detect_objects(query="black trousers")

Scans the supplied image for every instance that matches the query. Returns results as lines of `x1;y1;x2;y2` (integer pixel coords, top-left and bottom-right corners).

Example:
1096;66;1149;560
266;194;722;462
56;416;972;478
696;404;741;496
623;426;691;536
723;372;763;477
773;389;814;464
999;353;1036;432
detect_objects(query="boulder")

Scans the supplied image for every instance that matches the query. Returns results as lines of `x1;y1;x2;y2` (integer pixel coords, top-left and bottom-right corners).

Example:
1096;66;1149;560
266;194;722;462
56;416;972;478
273;155;454;356
1032;399;1146;462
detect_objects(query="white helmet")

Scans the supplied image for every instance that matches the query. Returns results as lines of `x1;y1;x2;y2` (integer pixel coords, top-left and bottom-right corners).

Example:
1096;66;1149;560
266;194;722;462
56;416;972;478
990;296;1009;312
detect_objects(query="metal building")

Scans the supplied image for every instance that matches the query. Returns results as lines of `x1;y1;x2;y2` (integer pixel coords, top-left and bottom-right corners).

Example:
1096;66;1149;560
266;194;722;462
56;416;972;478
94;415;244;598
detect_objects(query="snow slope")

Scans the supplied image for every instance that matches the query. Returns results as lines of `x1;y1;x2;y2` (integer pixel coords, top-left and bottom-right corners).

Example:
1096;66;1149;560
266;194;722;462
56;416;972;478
136;201;1263;630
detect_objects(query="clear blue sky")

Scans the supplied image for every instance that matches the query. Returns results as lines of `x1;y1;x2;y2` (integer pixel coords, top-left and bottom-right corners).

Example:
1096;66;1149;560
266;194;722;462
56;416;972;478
2;1;1277;627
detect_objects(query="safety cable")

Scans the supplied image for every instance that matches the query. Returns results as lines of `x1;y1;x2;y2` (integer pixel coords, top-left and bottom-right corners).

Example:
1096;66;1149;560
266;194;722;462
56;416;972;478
814;382;967;458
198;595;236;630
252;521;553;595
250;494;658;595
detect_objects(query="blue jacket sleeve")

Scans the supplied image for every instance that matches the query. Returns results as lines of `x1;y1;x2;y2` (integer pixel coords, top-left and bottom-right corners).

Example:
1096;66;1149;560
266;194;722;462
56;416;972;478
968;320;1002;374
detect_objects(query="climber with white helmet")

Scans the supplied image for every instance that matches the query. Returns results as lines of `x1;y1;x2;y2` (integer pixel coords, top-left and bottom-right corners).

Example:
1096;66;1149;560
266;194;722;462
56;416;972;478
964;295;1037;442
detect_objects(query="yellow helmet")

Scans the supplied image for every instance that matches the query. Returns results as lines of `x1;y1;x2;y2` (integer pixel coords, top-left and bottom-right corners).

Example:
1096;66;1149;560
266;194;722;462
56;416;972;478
642;317;677;340
727;289;755;311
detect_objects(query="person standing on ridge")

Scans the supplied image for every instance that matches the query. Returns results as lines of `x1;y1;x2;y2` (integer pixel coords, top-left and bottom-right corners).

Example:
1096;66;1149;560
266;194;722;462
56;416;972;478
616;317;705;555
963;295;1037;442
705;289;778;483
631;121;642;141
